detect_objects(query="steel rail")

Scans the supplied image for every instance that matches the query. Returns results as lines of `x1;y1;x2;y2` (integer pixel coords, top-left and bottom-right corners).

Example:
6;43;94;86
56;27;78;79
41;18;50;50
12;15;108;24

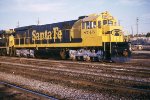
0;62;150;94
0;61;150;83
0;56;150;71
0;81;58;100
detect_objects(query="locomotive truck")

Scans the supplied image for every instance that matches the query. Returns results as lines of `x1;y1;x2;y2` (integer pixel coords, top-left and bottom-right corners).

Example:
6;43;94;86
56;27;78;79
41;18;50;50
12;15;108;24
0;11;131;62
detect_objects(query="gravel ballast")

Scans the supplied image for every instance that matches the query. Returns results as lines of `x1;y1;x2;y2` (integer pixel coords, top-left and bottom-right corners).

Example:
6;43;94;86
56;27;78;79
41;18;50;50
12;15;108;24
0;72;126;100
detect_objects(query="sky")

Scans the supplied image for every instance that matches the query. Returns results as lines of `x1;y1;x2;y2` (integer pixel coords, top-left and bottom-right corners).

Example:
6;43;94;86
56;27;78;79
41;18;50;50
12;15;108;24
0;0;150;34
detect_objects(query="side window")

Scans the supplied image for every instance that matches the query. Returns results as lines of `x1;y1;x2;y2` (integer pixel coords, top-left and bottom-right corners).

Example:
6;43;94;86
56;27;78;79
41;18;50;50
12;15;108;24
85;21;96;29
103;20;107;25
98;21;101;28
90;22;93;28
93;21;96;28
82;22;85;29
86;21;90;29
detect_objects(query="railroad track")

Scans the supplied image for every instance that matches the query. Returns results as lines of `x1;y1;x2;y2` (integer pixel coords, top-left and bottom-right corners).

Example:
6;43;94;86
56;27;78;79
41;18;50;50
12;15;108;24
0;56;150;73
0;56;149;79
0;81;58;100
0;56;150;99
0;61;149;82
0;61;150;93
0;57;149;86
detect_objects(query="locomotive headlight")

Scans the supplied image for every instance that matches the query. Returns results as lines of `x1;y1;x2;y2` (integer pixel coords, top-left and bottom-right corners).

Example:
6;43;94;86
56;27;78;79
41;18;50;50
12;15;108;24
116;37;119;41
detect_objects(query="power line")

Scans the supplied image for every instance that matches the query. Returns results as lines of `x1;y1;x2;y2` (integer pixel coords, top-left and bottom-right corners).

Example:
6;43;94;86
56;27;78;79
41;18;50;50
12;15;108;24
140;22;150;24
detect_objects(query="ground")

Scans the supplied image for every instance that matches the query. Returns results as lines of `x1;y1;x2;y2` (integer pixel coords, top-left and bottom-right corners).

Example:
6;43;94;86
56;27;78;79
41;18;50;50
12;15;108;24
0;50;149;100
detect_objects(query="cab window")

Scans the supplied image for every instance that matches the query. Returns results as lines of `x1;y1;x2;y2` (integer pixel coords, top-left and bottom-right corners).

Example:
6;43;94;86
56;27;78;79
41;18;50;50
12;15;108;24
85;21;97;29
93;21;96;28
90;22;93;28
98;21;101;28
103;20;107;25
86;21;90;29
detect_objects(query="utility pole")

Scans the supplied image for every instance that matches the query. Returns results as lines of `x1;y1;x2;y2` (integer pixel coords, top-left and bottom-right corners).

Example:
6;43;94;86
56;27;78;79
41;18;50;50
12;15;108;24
136;17;139;35
37;17;40;25
131;26;133;36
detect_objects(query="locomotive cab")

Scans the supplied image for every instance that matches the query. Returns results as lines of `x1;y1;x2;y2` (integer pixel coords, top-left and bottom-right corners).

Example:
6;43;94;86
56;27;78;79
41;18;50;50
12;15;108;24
80;11;124;43
79;11;131;62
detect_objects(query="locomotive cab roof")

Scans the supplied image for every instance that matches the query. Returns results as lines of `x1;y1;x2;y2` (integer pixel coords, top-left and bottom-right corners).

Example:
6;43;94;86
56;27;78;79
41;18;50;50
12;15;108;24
82;11;116;22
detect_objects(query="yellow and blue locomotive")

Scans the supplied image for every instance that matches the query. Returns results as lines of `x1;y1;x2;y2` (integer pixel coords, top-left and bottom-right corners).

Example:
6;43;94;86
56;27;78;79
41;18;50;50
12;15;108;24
0;11;131;62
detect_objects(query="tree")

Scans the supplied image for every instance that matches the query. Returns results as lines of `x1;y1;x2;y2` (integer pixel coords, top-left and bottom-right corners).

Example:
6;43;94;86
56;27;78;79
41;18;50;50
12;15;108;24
146;32;150;37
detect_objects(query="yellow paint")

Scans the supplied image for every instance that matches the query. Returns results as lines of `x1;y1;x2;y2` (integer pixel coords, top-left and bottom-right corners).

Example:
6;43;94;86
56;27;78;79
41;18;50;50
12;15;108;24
7;11;126;48
9;35;14;47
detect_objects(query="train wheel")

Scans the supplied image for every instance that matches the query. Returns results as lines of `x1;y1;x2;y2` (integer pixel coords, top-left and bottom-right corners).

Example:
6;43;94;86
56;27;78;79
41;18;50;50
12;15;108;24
72;56;76;61
123;50;128;57
70;55;76;61
83;55;90;61
60;49;66;59
90;57;93;61
85;56;91;61
97;56;103;62
76;56;81;61
1;49;7;56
